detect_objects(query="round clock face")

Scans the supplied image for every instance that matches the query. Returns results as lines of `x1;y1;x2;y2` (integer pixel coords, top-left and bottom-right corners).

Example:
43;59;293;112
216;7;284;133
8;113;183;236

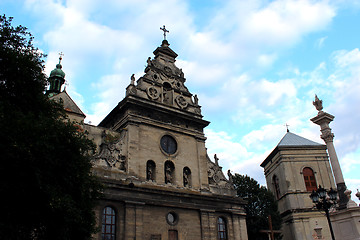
160;135;177;155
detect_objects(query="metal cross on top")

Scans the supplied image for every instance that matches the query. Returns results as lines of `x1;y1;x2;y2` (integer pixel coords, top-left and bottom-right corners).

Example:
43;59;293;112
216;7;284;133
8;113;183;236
284;123;290;132
58;52;64;64
160;25;169;40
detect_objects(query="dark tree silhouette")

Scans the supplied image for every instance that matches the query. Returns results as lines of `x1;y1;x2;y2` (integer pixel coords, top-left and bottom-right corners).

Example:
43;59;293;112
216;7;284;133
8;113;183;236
233;174;282;240
0;15;102;240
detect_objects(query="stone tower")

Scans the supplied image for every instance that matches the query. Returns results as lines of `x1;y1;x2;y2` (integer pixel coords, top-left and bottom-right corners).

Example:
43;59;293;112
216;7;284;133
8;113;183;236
84;39;248;240
260;131;336;240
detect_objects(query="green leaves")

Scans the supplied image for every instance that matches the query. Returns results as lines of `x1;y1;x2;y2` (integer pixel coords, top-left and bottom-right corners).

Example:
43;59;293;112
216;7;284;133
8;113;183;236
0;15;102;240
233;174;282;240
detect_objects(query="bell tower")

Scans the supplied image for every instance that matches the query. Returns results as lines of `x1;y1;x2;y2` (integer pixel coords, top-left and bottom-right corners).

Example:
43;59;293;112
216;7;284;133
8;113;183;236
261;131;336;240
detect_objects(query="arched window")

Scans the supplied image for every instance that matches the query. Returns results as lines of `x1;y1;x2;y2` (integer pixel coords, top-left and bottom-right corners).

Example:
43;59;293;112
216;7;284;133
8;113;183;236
273;175;280;199
183;167;191;187
102;206;116;240
303;167;317;192
217;217;227;240
164;161;175;184
146;160;156;181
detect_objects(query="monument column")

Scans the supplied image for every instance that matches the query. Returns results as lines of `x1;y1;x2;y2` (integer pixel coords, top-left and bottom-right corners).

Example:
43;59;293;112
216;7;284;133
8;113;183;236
310;95;348;209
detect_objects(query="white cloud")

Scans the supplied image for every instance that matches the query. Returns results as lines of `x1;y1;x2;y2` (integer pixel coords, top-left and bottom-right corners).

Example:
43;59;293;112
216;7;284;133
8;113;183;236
204;128;268;183
205;129;252;166
315;36;328;49
240;0;335;46
21;0;360;191
257;53;278;67
87;74;128;124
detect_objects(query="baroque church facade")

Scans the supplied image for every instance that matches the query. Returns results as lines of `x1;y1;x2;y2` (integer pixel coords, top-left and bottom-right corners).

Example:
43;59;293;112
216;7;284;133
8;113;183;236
48;39;248;240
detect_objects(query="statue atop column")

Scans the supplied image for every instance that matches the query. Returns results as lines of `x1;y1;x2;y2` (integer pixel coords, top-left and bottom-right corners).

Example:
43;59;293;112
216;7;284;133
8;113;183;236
310;95;348;209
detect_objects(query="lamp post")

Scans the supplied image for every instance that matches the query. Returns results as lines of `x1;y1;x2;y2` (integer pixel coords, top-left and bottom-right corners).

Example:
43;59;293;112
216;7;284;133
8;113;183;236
310;185;337;240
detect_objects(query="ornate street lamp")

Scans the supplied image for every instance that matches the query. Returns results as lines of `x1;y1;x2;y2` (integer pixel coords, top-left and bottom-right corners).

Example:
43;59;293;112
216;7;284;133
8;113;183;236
310;185;337;240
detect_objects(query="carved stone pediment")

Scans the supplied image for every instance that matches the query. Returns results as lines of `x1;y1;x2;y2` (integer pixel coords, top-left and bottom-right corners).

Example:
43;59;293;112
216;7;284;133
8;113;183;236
125;40;202;116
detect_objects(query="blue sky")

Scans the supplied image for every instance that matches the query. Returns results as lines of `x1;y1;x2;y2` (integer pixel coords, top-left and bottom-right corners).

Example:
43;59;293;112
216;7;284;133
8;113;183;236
2;0;360;202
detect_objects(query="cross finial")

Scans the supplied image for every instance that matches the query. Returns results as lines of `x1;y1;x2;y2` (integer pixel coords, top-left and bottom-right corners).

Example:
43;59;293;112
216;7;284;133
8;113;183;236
58;52;64;64
160;25;169;40
284;123;290;132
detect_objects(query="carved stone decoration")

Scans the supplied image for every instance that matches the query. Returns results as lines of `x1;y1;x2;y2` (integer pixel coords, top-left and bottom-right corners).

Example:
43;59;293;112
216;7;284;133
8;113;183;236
321;129;334;143
214;154;219;166
146;160;156;181
227;169;233;184
152;73;160;82
165;161;175;184
128;41;204;115
313;94;323;112
179;68;184;78
193;94;199;106
174;81;182;90
183;167;191;187
130;74;135;85
164;66;173;76
175;95;188;109
163;90;173;105
147;57;153;67
194;107;201;115
92;130;126;170
146;86;160;100
207;154;234;190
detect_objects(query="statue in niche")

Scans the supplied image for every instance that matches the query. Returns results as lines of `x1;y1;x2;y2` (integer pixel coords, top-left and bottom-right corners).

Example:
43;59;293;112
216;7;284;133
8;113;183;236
165;162;174;184
147;161;155;181
183;168;191;187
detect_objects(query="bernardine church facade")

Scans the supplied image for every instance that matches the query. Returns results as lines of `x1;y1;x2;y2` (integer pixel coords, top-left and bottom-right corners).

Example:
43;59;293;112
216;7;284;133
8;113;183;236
48;39;248;240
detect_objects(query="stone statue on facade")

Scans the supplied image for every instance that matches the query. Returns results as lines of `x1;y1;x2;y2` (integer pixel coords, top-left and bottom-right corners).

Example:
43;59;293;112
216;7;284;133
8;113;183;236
180;68;184;78
165;164;172;184
227;169;233;184
193;94;199;106
147;57;152;67
183;169;190;187
214;154;219;166
130;74;135;85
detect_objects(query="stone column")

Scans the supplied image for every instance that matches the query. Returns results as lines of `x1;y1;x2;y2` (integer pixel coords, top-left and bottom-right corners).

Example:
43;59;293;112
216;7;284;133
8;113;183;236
311;95;348;209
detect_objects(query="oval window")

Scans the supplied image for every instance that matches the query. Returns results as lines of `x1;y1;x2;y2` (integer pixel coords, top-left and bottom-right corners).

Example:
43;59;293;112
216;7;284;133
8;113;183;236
166;212;178;225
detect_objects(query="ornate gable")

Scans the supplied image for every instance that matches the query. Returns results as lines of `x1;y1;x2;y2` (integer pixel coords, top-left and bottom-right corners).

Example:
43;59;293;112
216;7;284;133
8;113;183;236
126;40;202;116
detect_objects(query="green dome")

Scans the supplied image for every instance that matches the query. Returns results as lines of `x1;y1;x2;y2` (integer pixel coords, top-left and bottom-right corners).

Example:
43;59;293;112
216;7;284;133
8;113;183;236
50;63;65;78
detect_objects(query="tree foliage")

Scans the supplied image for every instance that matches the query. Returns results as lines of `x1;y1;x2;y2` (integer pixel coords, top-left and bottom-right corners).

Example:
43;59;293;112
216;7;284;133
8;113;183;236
0;15;102;240
233;174;282;240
